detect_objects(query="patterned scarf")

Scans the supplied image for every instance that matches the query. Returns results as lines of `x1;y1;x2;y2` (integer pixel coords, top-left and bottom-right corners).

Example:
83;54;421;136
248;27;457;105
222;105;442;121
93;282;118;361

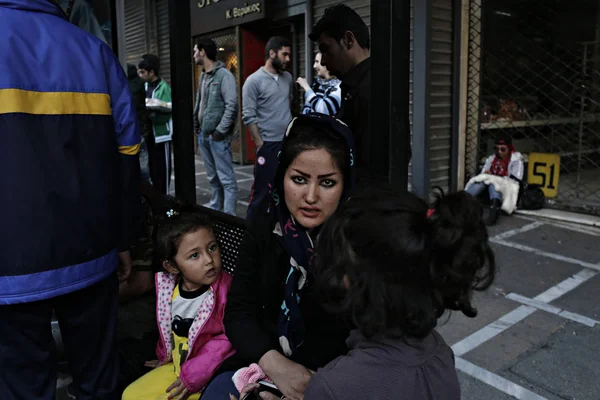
489;145;515;177
271;113;355;357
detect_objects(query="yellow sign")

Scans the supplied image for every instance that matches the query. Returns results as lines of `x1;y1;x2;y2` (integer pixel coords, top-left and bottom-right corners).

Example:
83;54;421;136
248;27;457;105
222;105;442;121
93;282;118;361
527;153;561;198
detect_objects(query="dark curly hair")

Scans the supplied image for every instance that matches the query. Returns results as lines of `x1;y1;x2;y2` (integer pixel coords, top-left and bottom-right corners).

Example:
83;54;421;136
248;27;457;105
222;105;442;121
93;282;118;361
313;185;496;339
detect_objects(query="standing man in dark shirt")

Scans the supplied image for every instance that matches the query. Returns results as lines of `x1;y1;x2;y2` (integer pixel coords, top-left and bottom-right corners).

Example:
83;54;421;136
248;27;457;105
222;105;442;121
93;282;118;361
309;4;371;169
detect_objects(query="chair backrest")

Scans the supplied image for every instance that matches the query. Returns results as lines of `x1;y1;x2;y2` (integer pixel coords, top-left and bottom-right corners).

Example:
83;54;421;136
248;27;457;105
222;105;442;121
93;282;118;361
192;205;247;274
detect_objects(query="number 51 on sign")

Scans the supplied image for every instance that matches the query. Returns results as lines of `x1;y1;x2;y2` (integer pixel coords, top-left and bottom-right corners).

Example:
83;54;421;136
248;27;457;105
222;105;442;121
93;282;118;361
527;153;561;198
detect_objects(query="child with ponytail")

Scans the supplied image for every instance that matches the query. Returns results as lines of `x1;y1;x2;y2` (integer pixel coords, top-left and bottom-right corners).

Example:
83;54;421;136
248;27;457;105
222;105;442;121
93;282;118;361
301;185;496;400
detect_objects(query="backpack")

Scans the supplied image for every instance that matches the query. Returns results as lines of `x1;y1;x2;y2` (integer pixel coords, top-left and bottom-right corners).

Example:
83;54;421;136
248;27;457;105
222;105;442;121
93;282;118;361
519;184;545;210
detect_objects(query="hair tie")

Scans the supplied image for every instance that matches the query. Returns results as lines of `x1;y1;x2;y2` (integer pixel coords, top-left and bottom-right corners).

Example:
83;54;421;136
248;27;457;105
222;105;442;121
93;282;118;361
166;209;179;218
426;209;435;219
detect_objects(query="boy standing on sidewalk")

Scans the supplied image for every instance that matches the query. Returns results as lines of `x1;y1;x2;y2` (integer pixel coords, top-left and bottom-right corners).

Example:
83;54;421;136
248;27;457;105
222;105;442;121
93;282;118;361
139;54;173;194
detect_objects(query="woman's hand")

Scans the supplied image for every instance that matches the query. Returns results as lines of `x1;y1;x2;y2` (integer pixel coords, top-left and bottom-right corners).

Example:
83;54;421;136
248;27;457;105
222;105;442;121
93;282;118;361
166;378;191;400
296;77;311;92
259;350;313;400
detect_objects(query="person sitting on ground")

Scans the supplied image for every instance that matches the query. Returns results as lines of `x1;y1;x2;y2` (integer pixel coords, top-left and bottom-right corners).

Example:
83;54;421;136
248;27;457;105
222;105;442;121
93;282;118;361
241;186;496;400
465;134;524;225
122;209;235;400
297;52;342;116
201;114;356;400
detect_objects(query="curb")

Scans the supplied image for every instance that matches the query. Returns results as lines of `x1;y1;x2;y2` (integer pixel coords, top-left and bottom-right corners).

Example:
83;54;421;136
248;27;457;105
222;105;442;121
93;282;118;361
515;208;600;228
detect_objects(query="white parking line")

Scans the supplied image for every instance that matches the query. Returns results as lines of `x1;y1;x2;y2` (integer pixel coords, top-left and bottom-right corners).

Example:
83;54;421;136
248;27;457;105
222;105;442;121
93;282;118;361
506;293;599;327
491;239;600;271
491;221;544;241
456;358;548;400
452;305;537;357
452;267;598;357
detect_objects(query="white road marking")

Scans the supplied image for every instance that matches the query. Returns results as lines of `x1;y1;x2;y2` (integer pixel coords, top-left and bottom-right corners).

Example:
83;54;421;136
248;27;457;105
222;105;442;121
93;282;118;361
452;305;537;357
452;267;598;356
456;357;548;400
491;221;544;241
491;239;600;271
506;293;599;327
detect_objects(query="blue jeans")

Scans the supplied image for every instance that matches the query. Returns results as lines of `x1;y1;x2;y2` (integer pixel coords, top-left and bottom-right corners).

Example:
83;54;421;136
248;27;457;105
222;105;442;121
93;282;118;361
198;134;238;216
201;371;238;400
466;182;503;201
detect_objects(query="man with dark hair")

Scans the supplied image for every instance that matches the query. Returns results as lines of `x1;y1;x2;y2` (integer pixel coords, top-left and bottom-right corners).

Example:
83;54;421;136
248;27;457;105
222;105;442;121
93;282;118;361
310;4;371;169
138;54;173;194
243;36;293;220
193;38;239;216
0;0;140;398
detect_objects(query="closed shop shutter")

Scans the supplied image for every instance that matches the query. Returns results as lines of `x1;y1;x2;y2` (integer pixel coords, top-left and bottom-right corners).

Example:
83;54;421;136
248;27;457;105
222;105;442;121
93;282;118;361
313;0;370;27
411;0;454;192
155;0;171;84
314;0;454;192
296;20;306;113
124;0;149;66
297;21;306;81
429;0;453;190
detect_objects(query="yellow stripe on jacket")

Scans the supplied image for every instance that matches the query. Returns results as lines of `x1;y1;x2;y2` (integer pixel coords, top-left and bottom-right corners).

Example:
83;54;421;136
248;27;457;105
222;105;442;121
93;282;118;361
118;143;141;155
0;89;111;115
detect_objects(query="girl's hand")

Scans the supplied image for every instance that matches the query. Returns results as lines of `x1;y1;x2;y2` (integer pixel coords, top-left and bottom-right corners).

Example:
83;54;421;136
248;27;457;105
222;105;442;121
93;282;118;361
296;77;310;92
144;360;160;369
259;350;312;400
166;378;191;400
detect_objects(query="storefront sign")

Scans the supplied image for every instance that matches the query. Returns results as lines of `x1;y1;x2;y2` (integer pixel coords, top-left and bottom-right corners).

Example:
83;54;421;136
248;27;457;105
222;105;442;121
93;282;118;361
527;153;561;198
190;0;265;36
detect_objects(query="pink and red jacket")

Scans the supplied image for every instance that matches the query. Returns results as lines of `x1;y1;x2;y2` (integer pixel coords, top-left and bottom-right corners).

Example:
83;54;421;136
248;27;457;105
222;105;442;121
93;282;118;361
155;270;235;393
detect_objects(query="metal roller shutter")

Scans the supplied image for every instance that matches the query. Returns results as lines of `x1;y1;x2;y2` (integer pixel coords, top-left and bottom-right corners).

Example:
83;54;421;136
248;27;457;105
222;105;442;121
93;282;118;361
313;0;454;192
124;0;149;66
429;0;453;191
155;0;171;84
313;0;370;27
296;20;306;113
297;21;306;80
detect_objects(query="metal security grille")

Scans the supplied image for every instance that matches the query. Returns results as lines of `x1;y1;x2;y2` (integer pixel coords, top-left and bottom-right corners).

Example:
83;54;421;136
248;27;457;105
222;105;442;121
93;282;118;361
464;0;600;214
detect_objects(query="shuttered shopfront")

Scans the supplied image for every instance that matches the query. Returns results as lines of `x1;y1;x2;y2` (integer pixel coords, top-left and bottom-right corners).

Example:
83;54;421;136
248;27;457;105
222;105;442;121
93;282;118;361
124;0;150;66
155;0;171;83
312;0;455;192
123;0;171;83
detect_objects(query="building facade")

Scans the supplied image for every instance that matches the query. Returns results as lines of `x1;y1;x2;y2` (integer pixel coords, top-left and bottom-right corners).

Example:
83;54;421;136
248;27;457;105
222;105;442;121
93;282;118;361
115;0;466;202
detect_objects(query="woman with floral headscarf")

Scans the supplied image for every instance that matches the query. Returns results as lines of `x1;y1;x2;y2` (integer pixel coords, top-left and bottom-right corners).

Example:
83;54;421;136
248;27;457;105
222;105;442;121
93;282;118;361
201;114;355;400
465;134;524;225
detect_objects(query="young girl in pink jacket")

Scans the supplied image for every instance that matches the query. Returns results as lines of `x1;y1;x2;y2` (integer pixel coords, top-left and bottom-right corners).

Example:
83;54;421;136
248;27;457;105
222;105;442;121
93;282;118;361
122;210;235;400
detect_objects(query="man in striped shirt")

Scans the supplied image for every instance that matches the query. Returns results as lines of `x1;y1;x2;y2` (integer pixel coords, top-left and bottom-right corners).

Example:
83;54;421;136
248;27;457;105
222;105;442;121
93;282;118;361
297;52;342;116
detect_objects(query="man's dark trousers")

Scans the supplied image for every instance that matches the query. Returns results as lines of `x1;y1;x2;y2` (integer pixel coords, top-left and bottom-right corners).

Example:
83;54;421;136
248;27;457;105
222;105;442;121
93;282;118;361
0;274;119;400
246;141;282;220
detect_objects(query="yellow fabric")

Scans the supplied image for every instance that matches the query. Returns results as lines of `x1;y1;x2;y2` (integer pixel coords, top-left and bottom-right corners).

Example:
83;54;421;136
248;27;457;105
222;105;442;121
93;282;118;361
0;89;111;115
121;363;201;400
118;143;141;155
172;285;190;376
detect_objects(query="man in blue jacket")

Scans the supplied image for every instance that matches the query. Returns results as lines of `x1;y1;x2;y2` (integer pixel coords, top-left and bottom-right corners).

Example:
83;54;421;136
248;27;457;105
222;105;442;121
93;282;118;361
0;1;141;398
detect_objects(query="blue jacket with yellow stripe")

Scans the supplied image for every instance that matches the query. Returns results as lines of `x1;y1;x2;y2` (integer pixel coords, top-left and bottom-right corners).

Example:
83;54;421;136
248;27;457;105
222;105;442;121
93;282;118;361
0;0;141;304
